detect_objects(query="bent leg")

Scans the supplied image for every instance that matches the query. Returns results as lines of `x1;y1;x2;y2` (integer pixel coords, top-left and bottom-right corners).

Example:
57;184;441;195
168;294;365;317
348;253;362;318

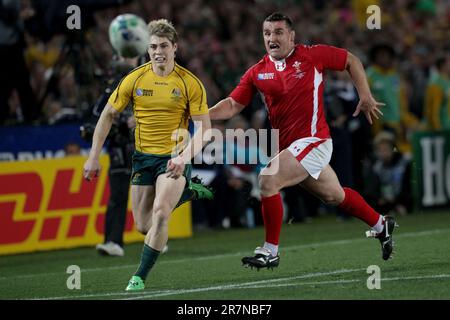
259;149;310;197
146;173;186;251
131;175;185;283
258;149;311;253
301;165;382;229
300;165;398;261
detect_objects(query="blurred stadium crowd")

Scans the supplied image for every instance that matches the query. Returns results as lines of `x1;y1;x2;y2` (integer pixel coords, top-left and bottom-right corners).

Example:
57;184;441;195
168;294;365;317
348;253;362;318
1;0;449;228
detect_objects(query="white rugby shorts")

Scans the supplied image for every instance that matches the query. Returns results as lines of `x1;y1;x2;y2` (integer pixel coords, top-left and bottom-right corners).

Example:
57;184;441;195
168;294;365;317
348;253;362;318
287;137;333;180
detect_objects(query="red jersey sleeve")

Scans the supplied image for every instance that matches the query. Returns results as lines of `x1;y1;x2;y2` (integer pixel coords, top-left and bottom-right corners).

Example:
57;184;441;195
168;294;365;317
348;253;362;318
229;67;257;106
308;45;348;72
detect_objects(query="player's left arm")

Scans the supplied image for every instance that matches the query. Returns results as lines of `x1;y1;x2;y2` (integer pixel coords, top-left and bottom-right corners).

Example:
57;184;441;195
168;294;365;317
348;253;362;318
166;114;212;179
166;74;211;179
345;51;385;124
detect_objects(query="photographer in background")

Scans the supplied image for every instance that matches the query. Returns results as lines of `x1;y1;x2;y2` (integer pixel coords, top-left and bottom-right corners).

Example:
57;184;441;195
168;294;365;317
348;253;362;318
80;13;149;257
81;55;139;256
364;131;413;216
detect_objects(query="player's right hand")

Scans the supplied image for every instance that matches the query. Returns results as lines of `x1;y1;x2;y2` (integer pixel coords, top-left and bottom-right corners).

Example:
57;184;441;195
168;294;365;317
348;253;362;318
353;95;384;125
83;158;101;181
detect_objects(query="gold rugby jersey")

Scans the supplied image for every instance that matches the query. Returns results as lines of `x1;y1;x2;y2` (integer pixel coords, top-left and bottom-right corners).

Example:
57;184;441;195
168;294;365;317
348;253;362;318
108;62;209;155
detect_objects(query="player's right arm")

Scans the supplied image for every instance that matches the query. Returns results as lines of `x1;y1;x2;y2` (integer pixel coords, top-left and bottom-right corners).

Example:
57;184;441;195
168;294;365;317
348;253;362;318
209;97;245;120
83;104;118;181
83;68;136;181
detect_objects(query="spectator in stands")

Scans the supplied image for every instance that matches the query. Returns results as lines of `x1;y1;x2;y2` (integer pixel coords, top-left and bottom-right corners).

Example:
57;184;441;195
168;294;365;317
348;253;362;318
365;131;412;216
81;55;139;257
223;115;264;228
424;55;450;130
367;44;419;154
0;0;38;125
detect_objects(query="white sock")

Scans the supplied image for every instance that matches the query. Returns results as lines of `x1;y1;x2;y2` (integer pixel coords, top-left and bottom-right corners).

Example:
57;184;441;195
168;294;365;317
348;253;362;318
371;215;384;233
263;242;278;256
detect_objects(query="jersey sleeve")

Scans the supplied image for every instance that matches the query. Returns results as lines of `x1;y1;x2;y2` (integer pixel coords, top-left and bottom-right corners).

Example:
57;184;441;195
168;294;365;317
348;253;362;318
188;76;209;116
107;73;135;112
309;45;348;72
229;67;257;106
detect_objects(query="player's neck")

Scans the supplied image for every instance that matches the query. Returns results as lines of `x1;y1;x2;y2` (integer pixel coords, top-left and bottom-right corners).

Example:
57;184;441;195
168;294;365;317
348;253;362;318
152;61;175;77
268;46;295;61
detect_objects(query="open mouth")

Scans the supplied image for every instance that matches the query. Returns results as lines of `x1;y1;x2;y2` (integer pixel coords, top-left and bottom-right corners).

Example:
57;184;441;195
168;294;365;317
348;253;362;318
269;43;280;50
154;56;166;63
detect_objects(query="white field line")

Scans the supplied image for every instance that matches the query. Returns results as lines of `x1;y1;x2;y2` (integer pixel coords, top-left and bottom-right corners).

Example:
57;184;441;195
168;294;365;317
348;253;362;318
1;228;447;282
37;268;365;300
124;274;450;300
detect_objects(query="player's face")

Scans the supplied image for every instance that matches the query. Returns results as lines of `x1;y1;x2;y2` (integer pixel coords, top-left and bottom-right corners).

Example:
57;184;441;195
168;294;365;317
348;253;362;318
263;20;295;60
148;36;177;70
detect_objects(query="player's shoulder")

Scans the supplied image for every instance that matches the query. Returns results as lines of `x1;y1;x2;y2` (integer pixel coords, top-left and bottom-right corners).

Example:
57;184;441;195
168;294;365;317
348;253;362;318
174;64;204;86
297;43;341;53
296;43;324;53
290;44;320;61
244;57;268;76
122;62;152;81
295;44;347;63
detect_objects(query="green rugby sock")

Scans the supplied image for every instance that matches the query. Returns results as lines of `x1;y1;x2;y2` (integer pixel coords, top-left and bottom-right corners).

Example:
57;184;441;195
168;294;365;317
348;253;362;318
134;244;160;280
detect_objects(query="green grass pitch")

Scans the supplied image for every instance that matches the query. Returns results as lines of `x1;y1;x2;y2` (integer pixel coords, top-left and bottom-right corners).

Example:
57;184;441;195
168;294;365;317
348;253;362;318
1;210;450;300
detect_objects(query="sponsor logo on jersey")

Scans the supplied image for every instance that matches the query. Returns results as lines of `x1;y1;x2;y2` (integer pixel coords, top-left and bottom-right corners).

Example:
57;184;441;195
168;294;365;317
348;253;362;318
136;88;153;96
257;73;275;80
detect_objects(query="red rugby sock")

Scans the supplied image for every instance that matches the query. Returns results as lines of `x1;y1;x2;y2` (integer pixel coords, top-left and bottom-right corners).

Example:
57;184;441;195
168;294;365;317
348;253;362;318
338;187;380;227
261;193;284;245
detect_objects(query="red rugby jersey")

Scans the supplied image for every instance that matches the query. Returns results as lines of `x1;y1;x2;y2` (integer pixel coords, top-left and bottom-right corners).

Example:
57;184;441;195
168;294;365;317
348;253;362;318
230;44;348;150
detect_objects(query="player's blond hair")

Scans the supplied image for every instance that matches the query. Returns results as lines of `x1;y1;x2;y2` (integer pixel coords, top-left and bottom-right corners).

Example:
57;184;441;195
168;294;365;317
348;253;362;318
147;19;178;44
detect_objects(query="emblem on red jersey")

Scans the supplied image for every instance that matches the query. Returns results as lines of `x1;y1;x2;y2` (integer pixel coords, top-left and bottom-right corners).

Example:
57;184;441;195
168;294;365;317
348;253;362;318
292;61;305;79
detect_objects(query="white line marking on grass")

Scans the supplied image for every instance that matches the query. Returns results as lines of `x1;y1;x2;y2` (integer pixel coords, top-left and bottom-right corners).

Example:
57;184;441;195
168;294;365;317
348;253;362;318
33;273;450;300
382;274;450;282
2;227;449;291
123;274;450;300
37;268;365;300
240;274;450;290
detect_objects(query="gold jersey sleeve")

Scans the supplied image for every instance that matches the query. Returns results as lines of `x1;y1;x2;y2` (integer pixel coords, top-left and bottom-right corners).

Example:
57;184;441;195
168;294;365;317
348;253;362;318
177;65;209;116
107;63;151;112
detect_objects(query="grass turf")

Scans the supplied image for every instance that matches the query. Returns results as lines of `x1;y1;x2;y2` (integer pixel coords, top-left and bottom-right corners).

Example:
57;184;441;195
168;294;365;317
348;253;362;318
1;210;450;300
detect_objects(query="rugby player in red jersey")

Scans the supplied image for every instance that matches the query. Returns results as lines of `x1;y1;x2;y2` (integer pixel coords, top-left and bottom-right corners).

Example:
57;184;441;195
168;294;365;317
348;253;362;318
209;12;397;269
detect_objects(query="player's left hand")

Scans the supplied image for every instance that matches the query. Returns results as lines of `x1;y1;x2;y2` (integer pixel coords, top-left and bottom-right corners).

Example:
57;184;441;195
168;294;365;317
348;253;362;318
166;156;185;179
353;95;385;125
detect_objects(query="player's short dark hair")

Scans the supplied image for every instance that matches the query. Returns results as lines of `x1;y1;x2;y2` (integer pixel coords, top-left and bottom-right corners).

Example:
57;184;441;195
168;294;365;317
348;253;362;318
264;12;293;30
